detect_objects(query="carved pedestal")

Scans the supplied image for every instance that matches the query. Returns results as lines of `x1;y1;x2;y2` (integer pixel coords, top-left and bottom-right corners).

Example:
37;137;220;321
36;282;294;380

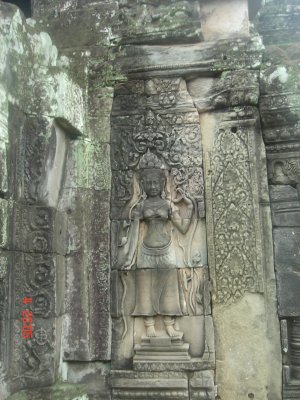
134;335;190;363
111;371;190;400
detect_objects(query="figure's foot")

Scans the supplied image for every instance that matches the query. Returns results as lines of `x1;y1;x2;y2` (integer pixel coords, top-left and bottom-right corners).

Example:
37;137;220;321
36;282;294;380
146;325;157;337
165;325;182;338
144;317;157;337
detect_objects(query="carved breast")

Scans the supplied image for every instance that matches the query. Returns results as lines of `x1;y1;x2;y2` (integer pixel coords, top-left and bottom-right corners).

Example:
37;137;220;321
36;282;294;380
143;205;169;220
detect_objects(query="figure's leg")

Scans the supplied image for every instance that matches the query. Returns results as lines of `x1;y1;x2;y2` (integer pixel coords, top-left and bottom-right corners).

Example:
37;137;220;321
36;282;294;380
164;316;182;338
144;316;157;337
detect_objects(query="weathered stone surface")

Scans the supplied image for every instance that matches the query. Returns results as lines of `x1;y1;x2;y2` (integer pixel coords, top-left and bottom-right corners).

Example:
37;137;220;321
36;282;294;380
200;108;281;399
0;4;88;397
0;7;84;130
203;117;264;302
188;70;259;113
283;382;300;400
63;250;111;361
13;205;67;255
266;145;300;189
2;0;297;399
65;361;110;385
33;3;118;49
274;228;300;317
260;93;300;127
0;251;9;390
111;80;203;179
111;370;189;399
9;316;61;393
6;381;110;400
270;185;300;227
189;370;215;400
213;294;280;399
132;315;214;371
115;0;202;45
263;125;300;144
256;4;300;397
256;2;300;45
112;317;134;370
112;78;197;116
0;140;8;195
10;252;64;319
118;36;264;78
0;199;10;249
200;0;249;41
64;140;111;191
59;188;110;254
9;114;49;204
260;64;300;96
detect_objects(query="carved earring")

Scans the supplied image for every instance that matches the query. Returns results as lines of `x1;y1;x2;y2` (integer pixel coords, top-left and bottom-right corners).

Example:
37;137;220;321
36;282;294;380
161;190;166;199
142;191;147;200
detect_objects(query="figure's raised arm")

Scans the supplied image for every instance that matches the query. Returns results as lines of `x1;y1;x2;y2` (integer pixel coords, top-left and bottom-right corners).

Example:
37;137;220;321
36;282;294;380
171;190;194;234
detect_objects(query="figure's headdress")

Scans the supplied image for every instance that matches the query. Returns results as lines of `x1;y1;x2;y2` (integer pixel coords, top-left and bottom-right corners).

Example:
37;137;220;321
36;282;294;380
137;150;169;199
138;150;166;170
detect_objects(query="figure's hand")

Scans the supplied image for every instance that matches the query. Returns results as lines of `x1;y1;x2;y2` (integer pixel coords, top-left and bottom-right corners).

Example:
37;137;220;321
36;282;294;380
121;266;132;271
173;189;193;208
121;259;133;271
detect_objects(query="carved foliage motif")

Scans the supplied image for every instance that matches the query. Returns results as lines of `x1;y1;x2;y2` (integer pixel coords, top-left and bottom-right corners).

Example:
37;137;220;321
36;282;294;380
19;321;55;387
263;125;300;144
10;207;60;387
112;109;202;170
210;71;259;109
267;150;300;186
13;205;66;255
209;127;262;303
117;0;201;44
111;96;204;219
21;118;49;204
10;250;56;384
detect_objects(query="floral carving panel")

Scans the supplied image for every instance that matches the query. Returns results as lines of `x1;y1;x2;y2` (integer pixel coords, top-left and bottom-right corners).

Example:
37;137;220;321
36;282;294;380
207;125;263;303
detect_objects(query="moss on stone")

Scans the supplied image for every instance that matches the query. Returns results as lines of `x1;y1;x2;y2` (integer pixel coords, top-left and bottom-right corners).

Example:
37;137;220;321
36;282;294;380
7;383;91;400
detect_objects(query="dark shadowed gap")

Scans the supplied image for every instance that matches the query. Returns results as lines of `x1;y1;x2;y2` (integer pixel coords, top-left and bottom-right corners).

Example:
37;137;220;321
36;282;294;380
248;0;263;20
2;0;32;18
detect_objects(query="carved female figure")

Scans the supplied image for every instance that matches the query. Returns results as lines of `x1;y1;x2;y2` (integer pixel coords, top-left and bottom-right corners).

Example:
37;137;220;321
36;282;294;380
117;151;194;338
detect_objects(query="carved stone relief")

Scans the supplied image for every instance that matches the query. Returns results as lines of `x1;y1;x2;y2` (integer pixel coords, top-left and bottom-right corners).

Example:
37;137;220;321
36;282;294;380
4;112;69;392
116;0;202;45
205;123;263;304
110;76;214;398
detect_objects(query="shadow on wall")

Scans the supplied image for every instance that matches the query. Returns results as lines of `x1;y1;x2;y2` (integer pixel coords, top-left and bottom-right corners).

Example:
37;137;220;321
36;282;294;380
2;0;31;17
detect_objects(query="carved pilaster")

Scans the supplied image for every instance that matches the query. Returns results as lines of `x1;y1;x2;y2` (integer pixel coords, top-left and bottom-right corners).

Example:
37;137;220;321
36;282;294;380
201;107;281;399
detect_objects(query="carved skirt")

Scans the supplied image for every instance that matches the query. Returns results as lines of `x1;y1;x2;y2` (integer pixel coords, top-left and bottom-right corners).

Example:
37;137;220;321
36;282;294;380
137;241;177;269
132;243;183;316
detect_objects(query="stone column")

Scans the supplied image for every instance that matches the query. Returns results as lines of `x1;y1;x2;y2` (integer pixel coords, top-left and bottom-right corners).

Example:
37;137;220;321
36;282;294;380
59;90;112;362
200;109;281;400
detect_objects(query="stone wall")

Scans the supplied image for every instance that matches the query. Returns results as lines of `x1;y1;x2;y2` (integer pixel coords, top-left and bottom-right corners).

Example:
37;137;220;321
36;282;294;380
1;0;300;399
256;1;300;398
0;2;88;398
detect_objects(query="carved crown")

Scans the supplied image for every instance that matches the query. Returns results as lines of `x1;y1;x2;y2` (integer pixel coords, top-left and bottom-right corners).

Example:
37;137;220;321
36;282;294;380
139;150;165;170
